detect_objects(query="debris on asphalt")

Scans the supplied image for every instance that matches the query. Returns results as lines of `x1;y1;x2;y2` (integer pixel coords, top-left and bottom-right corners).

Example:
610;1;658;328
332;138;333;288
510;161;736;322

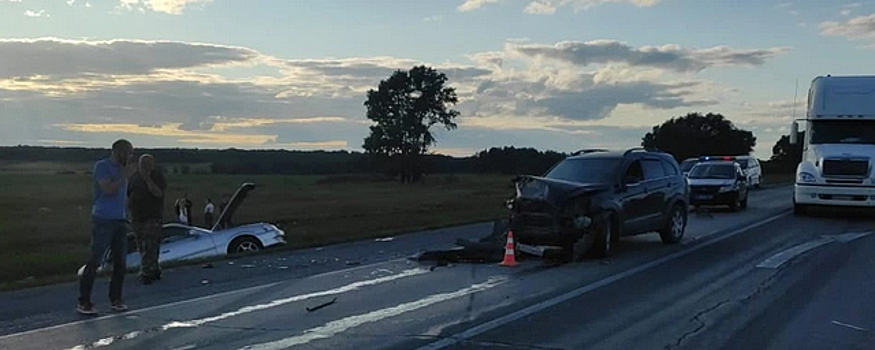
278;266;289;270
412;220;508;264
345;261;361;266
240;264;255;268
228;262;235;265
375;237;395;242
201;279;209;285
202;263;214;269
306;298;337;312
600;259;611;265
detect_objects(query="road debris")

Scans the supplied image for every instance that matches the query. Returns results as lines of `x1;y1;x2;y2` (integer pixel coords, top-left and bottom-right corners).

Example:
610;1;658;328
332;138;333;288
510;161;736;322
202;263;214;269
832;320;867;332
375;237;395;242
228;262;235;265
201;280;209;285
306;298;337;312
278;266;289;270
345;261;361;266
240;264;255;268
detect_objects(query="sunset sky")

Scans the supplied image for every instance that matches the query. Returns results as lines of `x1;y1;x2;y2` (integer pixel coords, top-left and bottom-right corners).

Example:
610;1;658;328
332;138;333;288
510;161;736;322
2;0;874;158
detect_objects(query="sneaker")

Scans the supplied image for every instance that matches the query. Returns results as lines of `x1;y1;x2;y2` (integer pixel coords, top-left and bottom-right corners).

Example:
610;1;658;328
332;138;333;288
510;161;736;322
77;302;97;316
110;300;128;312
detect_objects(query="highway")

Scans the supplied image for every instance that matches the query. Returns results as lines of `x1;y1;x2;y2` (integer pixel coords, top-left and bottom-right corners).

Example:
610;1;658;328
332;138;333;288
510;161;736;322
1;186;874;350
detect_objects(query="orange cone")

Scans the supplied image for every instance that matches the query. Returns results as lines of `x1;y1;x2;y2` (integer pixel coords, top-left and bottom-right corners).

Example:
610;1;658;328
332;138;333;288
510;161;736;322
499;231;518;266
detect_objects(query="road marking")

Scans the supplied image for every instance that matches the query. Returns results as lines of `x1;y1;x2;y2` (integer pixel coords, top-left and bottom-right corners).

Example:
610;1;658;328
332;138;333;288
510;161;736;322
237;277;507;350
60;267;431;350
756;232;874;269
0;257;409;342
756;238;834;269
832;320;868;332
416;211;792;350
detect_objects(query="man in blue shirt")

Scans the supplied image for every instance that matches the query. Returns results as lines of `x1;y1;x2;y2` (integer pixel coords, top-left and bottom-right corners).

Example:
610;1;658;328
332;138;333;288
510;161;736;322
78;139;135;315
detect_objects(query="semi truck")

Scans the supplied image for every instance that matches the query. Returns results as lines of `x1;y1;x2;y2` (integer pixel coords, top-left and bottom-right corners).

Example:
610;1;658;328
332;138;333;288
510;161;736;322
791;75;875;215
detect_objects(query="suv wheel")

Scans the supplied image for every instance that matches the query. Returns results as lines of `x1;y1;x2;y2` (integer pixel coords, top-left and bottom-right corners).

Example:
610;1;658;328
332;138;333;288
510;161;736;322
660;204;686;244
570;232;594;262
590;213;615;258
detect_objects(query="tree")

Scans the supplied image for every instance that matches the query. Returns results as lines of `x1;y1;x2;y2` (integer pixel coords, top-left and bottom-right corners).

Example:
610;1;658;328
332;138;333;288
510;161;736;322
642;112;756;161
363;66;460;182
770;131;804;170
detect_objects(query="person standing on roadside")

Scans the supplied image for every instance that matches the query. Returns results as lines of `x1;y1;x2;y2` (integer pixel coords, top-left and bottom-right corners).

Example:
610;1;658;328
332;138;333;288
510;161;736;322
78;139;134;315
128;154;167;285
204;198;215;228
184;195;193;225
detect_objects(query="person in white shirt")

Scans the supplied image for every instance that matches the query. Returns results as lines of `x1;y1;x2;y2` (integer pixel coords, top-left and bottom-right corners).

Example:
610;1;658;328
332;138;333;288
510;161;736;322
204;198;215;228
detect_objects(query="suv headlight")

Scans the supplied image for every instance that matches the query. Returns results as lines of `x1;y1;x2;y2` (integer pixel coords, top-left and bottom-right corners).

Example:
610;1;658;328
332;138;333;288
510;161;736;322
718;185;736;193
797;172;816;183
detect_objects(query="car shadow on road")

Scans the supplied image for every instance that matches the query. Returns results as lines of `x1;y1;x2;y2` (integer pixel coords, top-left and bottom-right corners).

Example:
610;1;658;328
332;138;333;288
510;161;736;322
803;207;875;222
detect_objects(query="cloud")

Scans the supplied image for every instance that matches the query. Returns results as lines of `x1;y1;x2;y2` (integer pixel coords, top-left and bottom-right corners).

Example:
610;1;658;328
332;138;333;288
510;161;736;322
458;0;503;12
507;40;788;73
118;0;213;15
0;38;260;79
459;0;660;13
24;10;49;17
841;9;852;16
423;15;443;22
820;13;875;42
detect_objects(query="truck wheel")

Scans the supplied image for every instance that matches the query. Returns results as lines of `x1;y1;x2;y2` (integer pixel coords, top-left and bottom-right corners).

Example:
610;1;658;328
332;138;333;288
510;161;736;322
590;214;615;258
793;202;807;216
660;204;686;244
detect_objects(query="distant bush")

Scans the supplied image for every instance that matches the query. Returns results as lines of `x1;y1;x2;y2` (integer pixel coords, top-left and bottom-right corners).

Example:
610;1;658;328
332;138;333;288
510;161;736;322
316;174;395;185
443;174;460;185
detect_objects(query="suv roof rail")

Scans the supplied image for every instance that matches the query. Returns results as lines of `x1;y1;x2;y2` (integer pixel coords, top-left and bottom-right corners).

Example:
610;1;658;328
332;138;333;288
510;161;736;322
571;149;608;156
623;147;665;156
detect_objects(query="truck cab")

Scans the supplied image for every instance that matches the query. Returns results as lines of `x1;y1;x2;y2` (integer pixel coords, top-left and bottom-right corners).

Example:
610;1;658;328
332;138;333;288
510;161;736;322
791;76;875;215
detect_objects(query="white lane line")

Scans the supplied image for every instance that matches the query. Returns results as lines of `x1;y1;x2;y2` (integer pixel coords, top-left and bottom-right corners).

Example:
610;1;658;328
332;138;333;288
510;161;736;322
0;257;408;342
237;277;507;350
416;211;792;350
832;320;868;332
755;231;875;269
61;267;430;350
756;238;834;269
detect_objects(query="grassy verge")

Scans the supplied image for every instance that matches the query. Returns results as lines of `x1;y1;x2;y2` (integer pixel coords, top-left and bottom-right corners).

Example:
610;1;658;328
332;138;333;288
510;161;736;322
0;171;513;288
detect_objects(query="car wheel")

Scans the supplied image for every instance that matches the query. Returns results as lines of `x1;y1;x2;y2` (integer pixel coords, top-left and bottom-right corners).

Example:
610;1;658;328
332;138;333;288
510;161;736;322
570;232;594;262
229;236;262;255
729;195;740;212
660;204;686;244
590;213;614;258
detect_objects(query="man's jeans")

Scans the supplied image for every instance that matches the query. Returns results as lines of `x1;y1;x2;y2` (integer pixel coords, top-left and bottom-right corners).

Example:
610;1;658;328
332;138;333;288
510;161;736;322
79;217;128;304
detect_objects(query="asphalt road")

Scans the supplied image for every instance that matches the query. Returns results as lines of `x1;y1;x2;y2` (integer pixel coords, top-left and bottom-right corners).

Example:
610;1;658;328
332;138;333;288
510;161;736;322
1;186;874;350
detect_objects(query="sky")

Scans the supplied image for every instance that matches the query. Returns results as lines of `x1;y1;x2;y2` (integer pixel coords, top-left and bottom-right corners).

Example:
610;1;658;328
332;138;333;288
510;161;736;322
1;0;874;159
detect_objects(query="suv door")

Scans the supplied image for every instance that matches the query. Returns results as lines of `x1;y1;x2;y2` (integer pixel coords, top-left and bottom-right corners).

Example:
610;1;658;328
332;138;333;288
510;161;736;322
641;158;669;228
619;159;648;234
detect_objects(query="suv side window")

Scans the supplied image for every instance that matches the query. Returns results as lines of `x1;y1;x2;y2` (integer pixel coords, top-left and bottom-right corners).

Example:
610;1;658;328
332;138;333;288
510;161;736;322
642;159;666;180
660;159;678;176
624;160;644;183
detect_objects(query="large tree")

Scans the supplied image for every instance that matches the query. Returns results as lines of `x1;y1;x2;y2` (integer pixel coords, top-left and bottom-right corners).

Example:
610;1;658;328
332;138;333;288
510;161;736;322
770;131;804;168
642;112;756;161
363;66;459;182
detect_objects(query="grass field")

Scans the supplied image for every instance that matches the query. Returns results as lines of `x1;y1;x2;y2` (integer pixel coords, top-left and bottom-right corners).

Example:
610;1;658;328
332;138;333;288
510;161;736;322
0;167;513;286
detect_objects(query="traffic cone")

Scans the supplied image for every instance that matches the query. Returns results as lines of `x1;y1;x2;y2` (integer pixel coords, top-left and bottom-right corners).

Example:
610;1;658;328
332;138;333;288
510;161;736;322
499;231;518;267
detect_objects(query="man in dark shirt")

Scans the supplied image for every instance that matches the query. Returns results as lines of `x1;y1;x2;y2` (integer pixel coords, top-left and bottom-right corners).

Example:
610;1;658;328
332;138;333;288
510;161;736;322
128;154;167;285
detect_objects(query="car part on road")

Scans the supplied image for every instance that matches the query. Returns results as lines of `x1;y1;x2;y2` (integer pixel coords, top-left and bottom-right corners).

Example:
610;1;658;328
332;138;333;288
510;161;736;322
306;298;337;312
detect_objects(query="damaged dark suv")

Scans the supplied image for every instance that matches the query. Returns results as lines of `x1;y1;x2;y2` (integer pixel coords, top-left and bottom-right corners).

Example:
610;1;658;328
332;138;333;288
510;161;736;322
507;148;689;261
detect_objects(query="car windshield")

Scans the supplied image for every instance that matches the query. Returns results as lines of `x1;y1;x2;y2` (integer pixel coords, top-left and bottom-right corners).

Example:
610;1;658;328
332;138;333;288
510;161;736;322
688;164;736;179
810;120;875;144
680;160;699;172
545;158;621;184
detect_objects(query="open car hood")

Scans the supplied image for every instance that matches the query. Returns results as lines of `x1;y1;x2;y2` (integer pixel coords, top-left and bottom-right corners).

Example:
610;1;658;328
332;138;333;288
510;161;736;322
514;175;607;206
211;182;255;231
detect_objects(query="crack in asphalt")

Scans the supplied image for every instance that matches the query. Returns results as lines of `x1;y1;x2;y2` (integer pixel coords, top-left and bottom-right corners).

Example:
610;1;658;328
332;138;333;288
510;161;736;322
666;270;781;349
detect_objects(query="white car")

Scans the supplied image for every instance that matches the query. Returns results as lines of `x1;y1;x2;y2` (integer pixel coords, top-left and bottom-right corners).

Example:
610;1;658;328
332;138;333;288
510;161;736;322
80;182;285;275
698;156;762;188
